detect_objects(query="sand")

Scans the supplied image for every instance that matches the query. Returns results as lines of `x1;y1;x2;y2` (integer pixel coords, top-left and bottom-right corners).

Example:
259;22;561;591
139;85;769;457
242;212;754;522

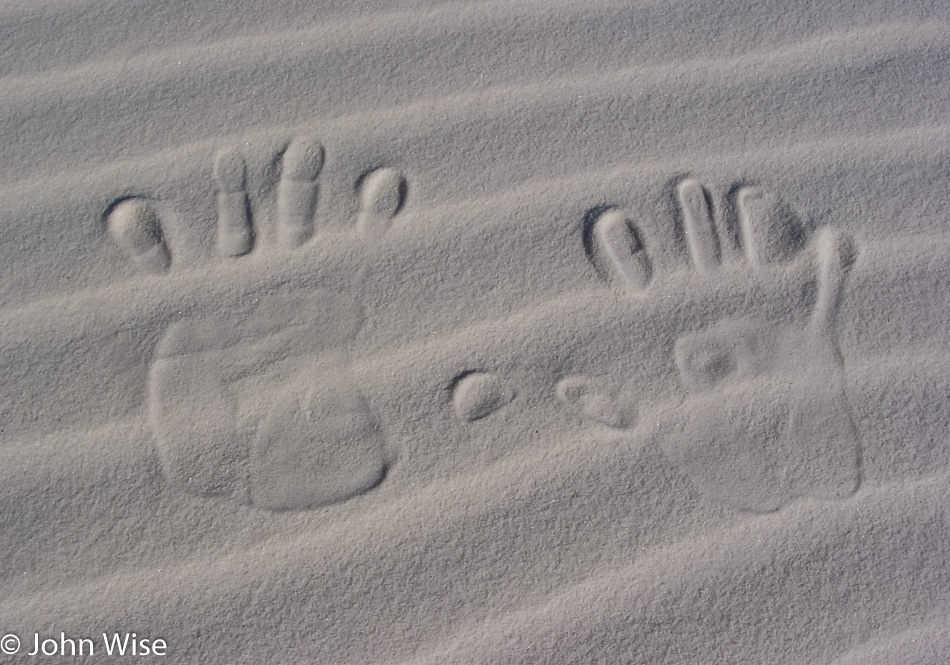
0;0;948;662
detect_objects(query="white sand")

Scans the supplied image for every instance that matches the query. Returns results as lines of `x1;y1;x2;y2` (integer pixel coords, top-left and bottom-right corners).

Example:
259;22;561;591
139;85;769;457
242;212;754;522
1;0;949;662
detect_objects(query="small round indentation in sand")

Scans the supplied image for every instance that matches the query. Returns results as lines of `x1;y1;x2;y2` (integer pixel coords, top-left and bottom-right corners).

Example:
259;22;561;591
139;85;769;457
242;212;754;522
451;371;516;422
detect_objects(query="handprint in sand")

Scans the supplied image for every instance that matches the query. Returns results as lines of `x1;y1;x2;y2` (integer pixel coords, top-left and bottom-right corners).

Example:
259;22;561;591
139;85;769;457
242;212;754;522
140;138;408;511
587;179;861;512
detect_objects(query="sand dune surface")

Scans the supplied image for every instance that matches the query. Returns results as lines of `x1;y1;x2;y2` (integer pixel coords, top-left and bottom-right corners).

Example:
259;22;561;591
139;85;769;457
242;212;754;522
1;1;949;663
